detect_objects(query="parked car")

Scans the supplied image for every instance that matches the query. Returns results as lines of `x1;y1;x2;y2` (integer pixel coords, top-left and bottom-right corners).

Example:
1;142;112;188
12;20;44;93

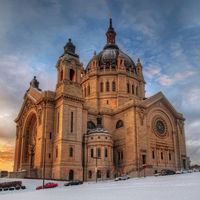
154;172;161;176
36;182;58;190
115;174;130;181
160;169;175;176
64;180;83;186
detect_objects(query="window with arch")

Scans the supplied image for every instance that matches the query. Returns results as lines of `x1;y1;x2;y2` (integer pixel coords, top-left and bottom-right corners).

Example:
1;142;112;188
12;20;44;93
116;120;124;129
60;69;64;81
84;87;86;97
136;86;138;96
90;148;94;158
132;84;134;94
57;112;60;133
127;83;130;93
69;69;75;81
69;147;73;157
70;112;74;133
105;148;108;158
161;152;163;160
106;81;110;92
88;170;92;179
97;148;101;158
88;85;90;96
152;151;155;159
112;81;116;92
100;82;103;92
56;146;58;158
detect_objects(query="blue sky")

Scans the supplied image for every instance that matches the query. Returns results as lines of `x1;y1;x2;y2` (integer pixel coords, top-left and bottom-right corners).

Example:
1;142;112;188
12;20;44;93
0;0;200;169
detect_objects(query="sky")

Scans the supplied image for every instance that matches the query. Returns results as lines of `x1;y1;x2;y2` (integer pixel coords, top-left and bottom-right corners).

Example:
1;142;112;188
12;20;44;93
0;0;200;171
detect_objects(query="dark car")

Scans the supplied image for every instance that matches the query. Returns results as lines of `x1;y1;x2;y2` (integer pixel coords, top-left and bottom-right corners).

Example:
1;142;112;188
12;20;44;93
64;180;83;186
161;169;175;176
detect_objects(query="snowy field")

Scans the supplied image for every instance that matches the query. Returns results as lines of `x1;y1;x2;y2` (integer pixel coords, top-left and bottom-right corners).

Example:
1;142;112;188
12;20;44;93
1;173;200;200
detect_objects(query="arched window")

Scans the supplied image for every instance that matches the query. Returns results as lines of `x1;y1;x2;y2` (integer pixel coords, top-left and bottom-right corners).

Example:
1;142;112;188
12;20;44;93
132;84;134;94
161;152;163;160
60;69;63;81
88;170;92;179
127;83;130;93
70;112;73;133
84;87;86;97
69;147;73;157
90;148;94;158
112;81;116;92
88;85;90;96
136;86;138;96
169;152;171;161
57;112;60;132
116;120;124;129
105;148;108;158
106;81;110;92
100;82;103;92
97;148;101;158
56;146;58;158
69;69;75;81
87;121;96;129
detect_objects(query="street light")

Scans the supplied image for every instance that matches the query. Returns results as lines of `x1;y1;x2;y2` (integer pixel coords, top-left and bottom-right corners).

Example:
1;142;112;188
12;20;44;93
42;138;46;188
92;156;101;183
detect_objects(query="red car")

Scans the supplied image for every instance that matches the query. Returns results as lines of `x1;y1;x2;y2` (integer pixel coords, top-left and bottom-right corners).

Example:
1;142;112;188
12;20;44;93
36;182;58;190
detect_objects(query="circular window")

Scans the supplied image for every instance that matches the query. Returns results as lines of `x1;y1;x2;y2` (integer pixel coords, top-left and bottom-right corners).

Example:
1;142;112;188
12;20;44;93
153;118;167;137
156;120;165;134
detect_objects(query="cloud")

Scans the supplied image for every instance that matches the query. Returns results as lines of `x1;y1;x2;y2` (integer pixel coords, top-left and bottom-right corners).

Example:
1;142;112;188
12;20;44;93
0;0;200;169
0;54;56;140
158;71;195;86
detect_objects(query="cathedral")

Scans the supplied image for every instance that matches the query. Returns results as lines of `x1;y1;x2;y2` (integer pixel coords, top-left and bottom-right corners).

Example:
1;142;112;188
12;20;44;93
13;19;188;181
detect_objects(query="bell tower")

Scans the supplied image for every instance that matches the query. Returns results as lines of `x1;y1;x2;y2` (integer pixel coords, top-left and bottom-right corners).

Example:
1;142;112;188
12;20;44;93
56;38;84;97
52;38;84;180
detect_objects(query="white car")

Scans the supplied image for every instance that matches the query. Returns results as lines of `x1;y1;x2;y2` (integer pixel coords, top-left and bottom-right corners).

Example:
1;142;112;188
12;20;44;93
115;174;130;181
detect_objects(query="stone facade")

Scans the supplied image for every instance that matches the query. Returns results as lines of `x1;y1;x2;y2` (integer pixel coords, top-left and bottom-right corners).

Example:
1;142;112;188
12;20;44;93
13;18;188;181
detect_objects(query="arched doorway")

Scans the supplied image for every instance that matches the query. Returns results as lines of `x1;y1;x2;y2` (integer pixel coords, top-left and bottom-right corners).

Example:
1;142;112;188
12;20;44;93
23;113;37;169
69;169;74;181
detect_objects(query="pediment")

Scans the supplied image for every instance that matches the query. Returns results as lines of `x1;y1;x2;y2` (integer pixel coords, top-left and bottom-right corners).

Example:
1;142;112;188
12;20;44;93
142;92;184;119
15;87;43;122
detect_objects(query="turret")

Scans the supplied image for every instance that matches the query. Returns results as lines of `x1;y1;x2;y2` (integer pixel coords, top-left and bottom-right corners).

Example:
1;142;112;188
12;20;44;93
56;38;83;98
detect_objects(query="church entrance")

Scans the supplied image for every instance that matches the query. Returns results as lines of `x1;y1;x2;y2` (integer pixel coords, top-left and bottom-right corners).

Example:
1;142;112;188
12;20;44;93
22;113;38;177
69;169;74;181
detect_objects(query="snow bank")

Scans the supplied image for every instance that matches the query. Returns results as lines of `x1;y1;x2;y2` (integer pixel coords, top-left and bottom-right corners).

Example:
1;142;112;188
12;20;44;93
0;173;200;200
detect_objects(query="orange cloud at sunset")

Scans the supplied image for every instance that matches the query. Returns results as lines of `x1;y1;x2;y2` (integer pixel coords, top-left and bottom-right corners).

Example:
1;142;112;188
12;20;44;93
0;140;14;171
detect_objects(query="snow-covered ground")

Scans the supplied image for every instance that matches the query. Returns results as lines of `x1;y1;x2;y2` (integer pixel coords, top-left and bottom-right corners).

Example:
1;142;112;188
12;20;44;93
1;173;200;200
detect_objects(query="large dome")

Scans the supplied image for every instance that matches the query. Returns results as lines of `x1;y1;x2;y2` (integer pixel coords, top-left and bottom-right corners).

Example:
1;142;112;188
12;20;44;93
86;18;136;71
97;44;136;68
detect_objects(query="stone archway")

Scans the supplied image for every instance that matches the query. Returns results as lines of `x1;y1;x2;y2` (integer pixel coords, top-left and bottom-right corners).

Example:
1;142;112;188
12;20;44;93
23;113;37;171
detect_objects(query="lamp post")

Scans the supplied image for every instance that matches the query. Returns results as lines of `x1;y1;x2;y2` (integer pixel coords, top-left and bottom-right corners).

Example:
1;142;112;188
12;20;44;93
92;156;101;183
42;138;46;188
